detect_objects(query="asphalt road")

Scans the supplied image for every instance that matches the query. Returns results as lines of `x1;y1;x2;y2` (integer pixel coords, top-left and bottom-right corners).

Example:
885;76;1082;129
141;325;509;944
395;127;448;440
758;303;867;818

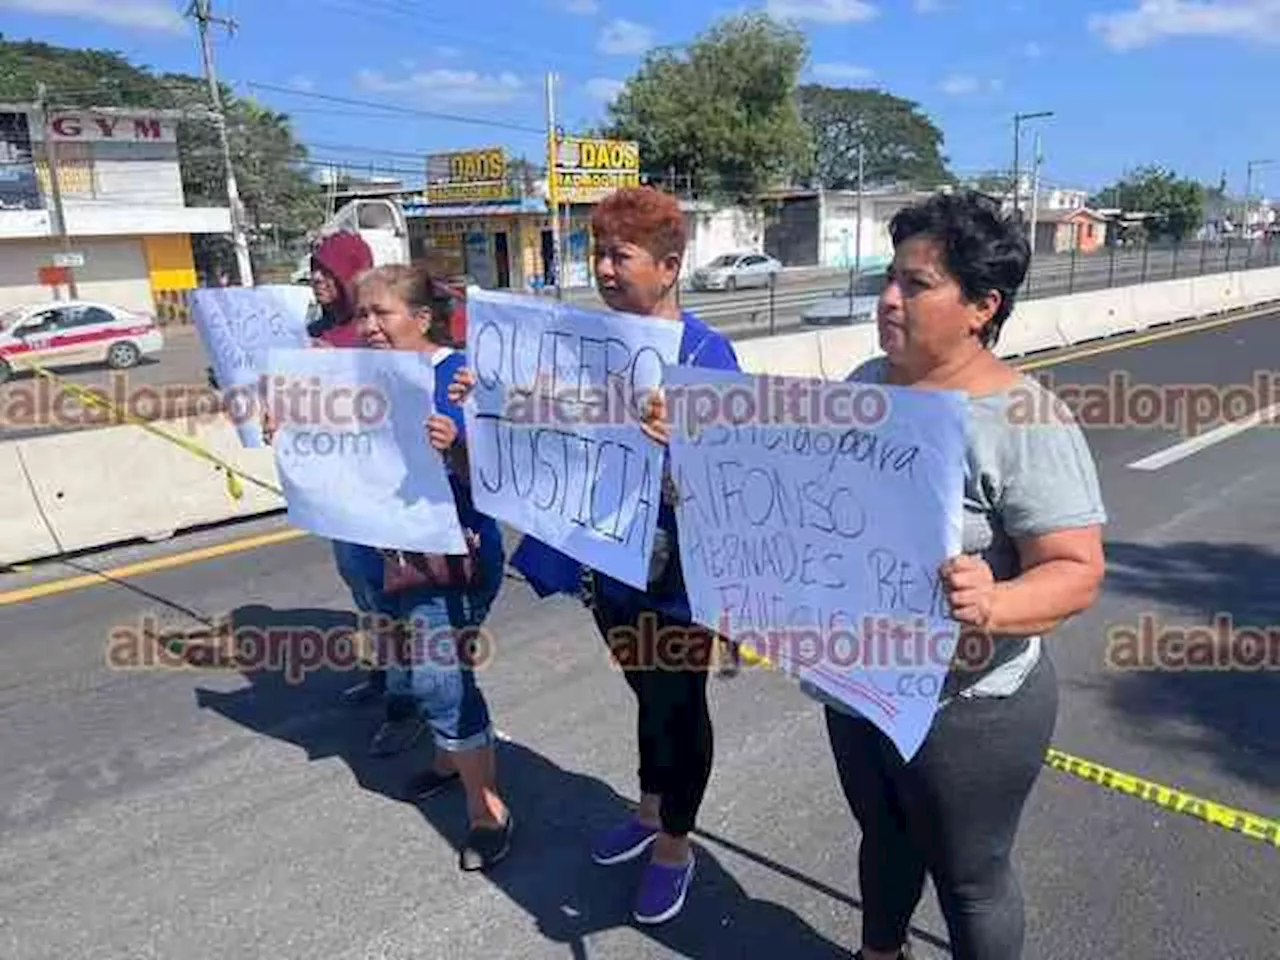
1;310;1277;958
3;244;1276;444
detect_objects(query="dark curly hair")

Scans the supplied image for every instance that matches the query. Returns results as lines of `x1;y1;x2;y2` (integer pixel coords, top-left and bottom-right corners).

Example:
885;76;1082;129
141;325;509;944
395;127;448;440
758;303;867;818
888;189;1031;348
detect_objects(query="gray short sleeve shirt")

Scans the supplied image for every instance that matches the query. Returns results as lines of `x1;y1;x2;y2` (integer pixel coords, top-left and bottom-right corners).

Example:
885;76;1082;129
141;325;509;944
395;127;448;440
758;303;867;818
807;355;1107;716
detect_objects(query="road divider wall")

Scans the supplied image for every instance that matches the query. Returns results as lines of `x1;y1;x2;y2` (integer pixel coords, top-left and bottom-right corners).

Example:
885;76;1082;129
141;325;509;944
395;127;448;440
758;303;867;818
3;265;1279;570
0;417;283;568
734;265;1280;378
0;444;62;564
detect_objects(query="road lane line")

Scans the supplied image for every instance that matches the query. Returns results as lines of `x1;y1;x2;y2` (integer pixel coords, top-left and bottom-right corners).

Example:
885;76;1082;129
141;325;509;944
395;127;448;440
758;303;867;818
4;303;1277;606
1126;401;1280;471
0;529;307;607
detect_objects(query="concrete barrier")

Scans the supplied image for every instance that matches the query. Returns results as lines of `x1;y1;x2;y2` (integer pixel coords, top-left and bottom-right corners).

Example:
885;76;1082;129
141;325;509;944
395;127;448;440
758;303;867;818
0;444;62;567
1052;286;1134;345
732;328;824;377
5;415;283;566
816;324;881;381
3;264;1279;569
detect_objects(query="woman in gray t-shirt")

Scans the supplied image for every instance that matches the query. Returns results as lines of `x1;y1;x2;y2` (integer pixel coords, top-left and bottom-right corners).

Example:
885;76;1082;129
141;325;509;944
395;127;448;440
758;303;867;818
819;191;1107;960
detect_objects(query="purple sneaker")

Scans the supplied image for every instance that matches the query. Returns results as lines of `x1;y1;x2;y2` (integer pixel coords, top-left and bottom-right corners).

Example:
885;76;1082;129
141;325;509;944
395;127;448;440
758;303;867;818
591;818;659;865
634;856;695;925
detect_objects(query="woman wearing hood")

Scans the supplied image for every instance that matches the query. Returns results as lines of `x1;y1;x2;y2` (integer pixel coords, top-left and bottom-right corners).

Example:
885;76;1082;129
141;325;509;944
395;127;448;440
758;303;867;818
307;231;375;347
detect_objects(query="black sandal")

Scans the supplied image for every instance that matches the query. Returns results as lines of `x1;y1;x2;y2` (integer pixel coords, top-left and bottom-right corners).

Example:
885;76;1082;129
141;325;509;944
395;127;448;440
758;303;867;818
459;813;514;872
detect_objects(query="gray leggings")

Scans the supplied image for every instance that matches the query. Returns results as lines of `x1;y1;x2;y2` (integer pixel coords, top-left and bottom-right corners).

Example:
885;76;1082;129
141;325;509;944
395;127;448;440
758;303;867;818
824;651;1057;960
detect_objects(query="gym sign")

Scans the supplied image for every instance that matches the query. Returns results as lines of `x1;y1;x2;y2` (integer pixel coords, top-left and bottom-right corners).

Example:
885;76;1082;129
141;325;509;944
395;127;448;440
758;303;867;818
554;137;640;203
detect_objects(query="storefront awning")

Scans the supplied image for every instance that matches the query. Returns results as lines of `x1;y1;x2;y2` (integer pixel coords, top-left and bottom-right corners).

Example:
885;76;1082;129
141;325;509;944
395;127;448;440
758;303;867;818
401;198;548;218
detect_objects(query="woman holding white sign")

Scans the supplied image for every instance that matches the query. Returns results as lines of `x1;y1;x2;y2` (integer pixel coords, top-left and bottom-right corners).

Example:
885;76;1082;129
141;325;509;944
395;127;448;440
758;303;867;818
350;263;516;872
450;187;741;923
813;190;1106;960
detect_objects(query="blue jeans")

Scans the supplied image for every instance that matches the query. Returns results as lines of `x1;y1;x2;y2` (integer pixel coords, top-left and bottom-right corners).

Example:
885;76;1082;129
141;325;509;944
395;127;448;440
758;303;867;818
331;539;383;614
374;571;502;753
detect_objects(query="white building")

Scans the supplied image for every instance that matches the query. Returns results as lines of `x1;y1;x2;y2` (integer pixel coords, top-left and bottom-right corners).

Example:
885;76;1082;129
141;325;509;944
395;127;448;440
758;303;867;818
0;104;231;314
681;200;765;278
818;188;933;271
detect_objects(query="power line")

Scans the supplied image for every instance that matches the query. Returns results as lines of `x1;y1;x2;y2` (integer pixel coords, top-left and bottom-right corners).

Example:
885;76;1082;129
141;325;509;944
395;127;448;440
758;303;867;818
242;81;544;135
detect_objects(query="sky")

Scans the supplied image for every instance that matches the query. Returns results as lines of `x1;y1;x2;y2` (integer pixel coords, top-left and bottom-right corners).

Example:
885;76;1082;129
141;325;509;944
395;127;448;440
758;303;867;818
0;0;1277;198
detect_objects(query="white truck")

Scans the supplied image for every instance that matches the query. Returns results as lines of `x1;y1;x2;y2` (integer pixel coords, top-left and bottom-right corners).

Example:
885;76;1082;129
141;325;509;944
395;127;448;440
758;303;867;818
290;197;412;282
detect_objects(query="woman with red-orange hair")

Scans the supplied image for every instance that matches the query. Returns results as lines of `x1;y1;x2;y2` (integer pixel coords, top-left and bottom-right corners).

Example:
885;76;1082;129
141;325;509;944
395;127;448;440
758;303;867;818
453;186;740;923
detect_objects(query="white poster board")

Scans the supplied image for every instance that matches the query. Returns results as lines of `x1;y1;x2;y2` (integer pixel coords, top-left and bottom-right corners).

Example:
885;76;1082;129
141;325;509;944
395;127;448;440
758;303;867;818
190;285;315;447
264;347;466;554
666;365;968;760
463;288;683;590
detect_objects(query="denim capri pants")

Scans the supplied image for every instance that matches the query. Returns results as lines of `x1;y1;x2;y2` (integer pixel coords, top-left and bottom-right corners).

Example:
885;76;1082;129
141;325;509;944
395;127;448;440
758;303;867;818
331;539;384;614
376;572;502;754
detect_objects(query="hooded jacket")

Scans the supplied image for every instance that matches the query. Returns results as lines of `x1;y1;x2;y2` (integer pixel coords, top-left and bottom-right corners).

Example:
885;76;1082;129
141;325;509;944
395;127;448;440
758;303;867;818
308;232;374;347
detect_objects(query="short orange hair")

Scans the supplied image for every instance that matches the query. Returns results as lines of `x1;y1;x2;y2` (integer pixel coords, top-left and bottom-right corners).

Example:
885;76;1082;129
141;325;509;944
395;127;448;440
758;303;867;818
590;186;687;262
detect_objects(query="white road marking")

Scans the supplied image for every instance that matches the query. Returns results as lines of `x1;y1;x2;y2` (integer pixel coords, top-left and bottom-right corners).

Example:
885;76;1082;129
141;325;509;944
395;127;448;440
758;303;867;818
1127;401;1280;471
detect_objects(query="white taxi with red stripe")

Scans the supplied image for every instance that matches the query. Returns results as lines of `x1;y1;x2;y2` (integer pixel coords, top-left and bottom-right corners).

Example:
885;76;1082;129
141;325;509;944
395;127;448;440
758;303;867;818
0;300;164;384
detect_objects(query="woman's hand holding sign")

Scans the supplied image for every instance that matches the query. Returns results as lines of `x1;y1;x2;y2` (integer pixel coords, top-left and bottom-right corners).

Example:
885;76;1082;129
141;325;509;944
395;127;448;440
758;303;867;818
426;413;458;451
639;388;671;447
940;554;996;630
448;367;476;405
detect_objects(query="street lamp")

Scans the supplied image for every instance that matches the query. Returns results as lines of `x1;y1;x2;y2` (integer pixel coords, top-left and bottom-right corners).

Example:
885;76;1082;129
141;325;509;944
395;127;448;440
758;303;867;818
1013;111;1053;218
1245;159;1274;235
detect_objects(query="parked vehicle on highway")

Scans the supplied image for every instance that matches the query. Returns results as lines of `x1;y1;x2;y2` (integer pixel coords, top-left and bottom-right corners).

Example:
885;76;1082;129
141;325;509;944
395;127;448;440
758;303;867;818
0;300;163;384
800;268;888;325
690;251;782;291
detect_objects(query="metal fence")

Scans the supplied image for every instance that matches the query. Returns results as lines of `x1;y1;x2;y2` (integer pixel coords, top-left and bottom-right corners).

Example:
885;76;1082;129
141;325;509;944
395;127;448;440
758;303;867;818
1022;236;1279;300
638;235;1280;340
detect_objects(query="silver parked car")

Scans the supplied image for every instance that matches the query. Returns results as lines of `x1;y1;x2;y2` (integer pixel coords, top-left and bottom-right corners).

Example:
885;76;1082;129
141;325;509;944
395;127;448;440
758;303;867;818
801;268;888;325
690;252;781;291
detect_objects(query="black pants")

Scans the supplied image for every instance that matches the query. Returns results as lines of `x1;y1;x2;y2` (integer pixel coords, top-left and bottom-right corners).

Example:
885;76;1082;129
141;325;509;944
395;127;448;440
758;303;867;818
591;596;715;837
825;651;1057;960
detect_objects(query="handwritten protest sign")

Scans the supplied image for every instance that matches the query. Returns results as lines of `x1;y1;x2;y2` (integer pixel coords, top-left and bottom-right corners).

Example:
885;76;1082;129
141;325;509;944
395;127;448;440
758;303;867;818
463;288;683;589
191;286;315;446
665;365;967;761
264;347;466;555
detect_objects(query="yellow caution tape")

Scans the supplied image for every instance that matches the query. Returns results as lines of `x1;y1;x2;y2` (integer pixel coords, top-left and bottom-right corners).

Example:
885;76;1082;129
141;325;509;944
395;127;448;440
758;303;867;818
1044;749;1279;849
26;364;281;500
734;645;1279;849
21;370;1280;850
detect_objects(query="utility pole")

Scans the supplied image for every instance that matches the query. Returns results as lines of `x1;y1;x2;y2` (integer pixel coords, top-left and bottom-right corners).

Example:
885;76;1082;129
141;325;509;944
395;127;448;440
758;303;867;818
1245;159;1274;237
34;82;78;298
1028;132;1043;264
1013;110;1053;219
544;72;563;297
188;0;254;286
854;143;864;279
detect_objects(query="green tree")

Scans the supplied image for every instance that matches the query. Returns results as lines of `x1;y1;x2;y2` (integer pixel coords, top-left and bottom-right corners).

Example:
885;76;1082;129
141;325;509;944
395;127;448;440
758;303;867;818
1090;166;1206;241
794;86;952;189
0;37;325;277
602;13;813;201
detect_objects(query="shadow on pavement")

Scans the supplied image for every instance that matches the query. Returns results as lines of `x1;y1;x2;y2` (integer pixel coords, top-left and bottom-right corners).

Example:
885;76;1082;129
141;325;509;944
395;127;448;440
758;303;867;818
1100;540;1280;793
188;603;868;959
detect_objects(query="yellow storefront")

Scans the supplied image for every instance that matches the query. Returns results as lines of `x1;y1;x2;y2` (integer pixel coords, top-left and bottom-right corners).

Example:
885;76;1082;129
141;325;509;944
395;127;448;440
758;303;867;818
404;137;639;291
